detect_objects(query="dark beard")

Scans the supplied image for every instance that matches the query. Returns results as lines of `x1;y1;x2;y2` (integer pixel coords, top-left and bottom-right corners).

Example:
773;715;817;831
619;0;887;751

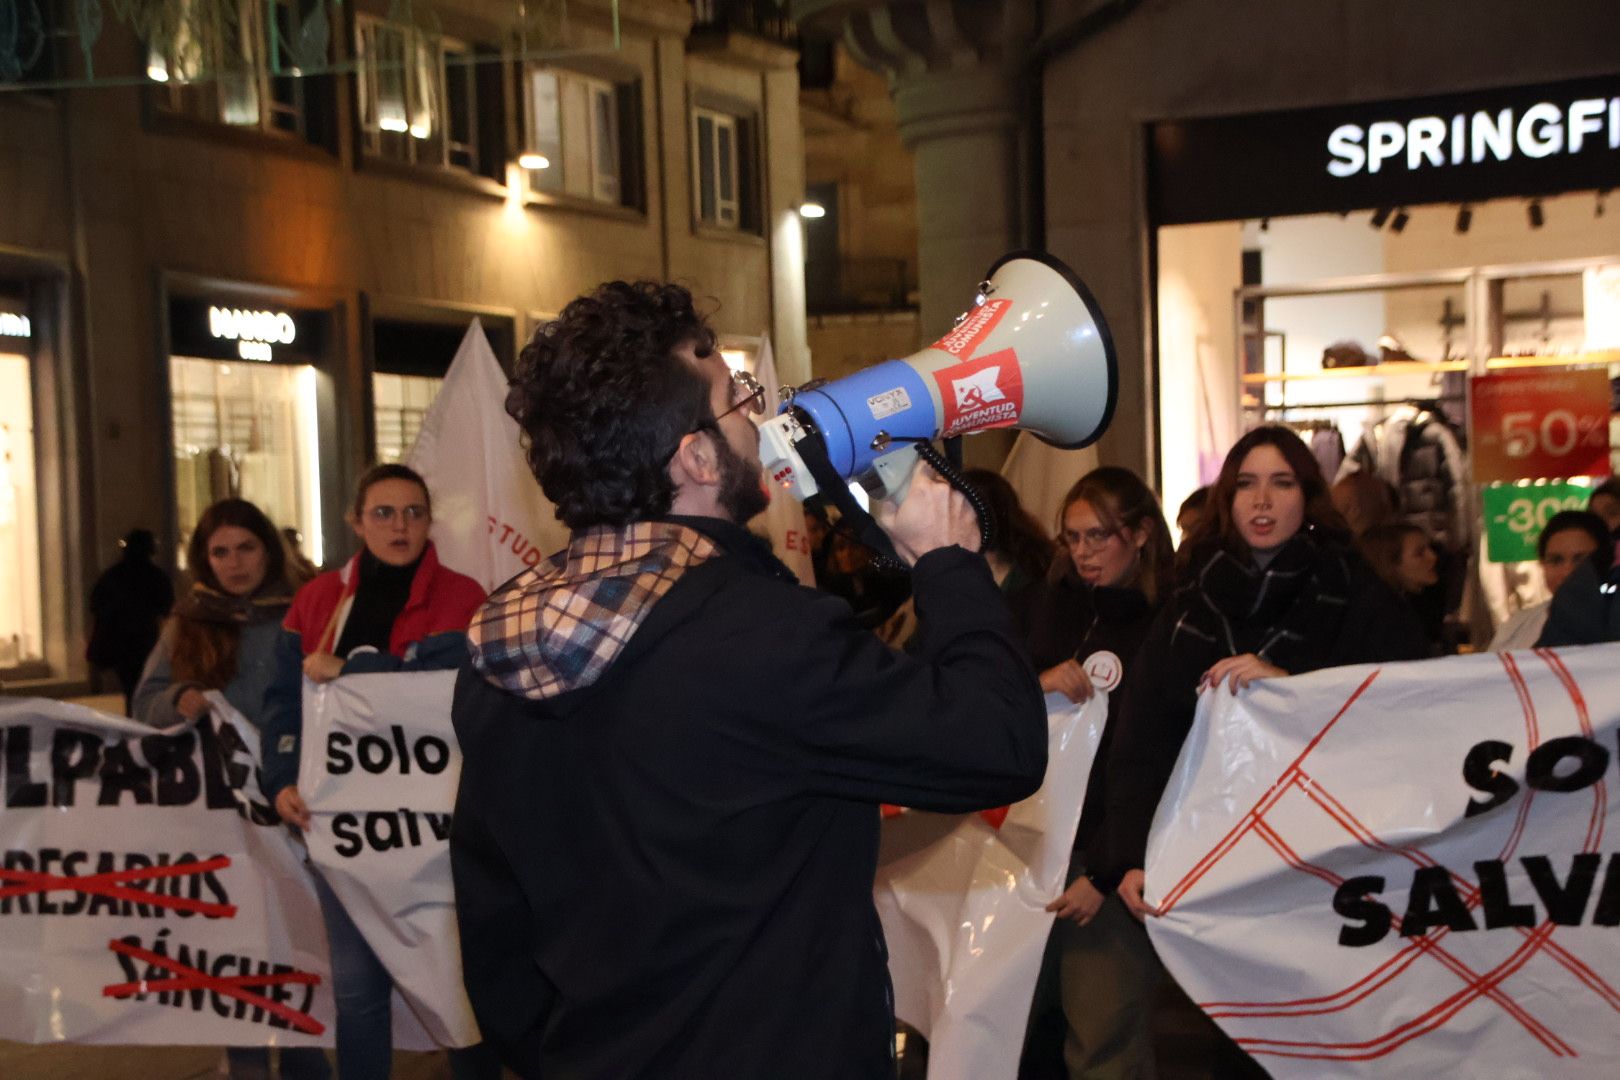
716;434;770;525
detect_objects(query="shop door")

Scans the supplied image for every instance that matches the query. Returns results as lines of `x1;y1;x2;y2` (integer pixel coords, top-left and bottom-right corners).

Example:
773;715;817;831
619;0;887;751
170;356;324;565
0;351;42;670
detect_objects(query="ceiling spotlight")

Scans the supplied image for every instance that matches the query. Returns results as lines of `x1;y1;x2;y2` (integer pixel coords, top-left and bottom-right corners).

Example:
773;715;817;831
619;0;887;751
1598;189;1609;218
1455;204;1473;233
1528;199;1545;229
1259;217;1271;232
1390;207;1410;234
1369;207;1392;229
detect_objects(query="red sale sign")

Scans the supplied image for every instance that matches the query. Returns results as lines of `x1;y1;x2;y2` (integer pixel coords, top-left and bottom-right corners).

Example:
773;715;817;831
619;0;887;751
1470;369;1611;484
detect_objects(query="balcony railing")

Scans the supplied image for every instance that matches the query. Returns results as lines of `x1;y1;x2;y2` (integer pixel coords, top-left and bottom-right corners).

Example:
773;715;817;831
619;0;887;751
691;0;797;45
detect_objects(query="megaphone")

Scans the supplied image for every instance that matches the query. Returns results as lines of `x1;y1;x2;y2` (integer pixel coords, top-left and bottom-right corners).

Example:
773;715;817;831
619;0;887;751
759;251;1117;511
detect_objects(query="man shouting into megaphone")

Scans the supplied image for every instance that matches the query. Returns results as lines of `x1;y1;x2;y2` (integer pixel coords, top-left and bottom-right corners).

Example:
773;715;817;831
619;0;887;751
450;280;1048;1079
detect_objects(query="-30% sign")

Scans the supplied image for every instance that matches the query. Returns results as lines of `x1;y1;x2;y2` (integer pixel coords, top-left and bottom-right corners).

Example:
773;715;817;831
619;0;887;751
1482;482;1593;563
1472;370;1612;484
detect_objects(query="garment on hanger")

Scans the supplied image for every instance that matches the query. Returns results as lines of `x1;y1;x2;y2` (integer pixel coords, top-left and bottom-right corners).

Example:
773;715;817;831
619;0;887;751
1309;426;1345;484
1336;404;1469;552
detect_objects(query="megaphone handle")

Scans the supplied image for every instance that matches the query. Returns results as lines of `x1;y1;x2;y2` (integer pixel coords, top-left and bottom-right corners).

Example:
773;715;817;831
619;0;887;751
911;441;996;556
792;423;908;572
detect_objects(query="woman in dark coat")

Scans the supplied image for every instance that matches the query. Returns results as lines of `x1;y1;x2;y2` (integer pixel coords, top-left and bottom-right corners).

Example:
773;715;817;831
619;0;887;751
1017;466;1177;1079
1104;426;1428;1076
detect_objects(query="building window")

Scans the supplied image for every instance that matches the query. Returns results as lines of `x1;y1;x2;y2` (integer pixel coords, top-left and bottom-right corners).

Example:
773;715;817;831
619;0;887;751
525;68;640;208
148;0;321;141
372;372;441;464
0;348;42;671
357;16;495;178
691;105;757;231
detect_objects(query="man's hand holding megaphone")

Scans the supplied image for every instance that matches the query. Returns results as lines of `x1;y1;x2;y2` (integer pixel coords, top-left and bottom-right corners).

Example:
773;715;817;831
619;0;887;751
759;251;1118;571
872;465;984;566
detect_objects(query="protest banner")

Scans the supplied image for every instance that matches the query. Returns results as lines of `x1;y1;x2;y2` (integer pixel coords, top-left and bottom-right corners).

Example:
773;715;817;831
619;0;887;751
296;671;478;1049
1145;644;1620;1077
406;319;569;593
0;695;333;1047
875;691;1107;1080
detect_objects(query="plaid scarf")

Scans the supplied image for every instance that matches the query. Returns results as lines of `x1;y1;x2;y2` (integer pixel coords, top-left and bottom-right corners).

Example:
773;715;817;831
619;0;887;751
469;522;718;701
173;581;292;626
1176;532;1352;673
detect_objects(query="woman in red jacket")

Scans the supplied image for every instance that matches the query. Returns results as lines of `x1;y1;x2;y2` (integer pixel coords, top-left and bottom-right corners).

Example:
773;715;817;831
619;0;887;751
259;463;492;1080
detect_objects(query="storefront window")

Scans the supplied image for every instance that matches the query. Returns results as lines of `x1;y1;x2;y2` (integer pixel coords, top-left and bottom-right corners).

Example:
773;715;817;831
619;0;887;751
372;372;443;464
170;356;324;566
0;351;43;669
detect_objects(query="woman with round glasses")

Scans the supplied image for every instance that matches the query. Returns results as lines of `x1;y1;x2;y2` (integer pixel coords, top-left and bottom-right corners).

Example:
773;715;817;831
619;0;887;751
1016;466;1175;1079
259;462;492;1080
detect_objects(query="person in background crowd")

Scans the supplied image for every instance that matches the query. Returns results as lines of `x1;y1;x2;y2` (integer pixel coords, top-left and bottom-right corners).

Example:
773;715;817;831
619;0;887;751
131;499;332;1080
1017;467;1175;1080
1103;426;1427;1077
1587;476;1620;535
1329;470;1398;537
820;525;911;629
803;499;833;586
449;280;1046;1078
882;468;1054;651
282;526;321;584
1358;522;1443;653
260;463;495;1080
87;527;175;712
1536;506;1620;648
1175;486;1210;541
1490;510;1608;651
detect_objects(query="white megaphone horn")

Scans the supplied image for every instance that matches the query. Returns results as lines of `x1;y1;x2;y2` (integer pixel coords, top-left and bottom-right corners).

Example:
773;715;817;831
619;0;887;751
759;251;1118;511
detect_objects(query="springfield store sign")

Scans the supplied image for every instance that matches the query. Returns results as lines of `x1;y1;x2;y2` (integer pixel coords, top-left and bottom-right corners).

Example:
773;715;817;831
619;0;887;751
1151;75;1620;225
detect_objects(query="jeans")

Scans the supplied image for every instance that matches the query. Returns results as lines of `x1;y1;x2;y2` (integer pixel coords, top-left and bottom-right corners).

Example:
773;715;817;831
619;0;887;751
312;871;501;1080
226;1046;333;1080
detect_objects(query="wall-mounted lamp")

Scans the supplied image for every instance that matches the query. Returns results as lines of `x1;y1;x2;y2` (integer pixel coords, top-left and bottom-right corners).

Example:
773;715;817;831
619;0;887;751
798;201;827;219
518;151;551;171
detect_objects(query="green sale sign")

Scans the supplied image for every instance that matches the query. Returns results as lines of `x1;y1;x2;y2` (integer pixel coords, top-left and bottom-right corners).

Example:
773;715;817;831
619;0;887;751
1482;482;1595;563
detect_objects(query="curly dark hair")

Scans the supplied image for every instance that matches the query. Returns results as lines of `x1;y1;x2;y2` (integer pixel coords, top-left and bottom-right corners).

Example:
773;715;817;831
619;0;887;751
507;281;718;529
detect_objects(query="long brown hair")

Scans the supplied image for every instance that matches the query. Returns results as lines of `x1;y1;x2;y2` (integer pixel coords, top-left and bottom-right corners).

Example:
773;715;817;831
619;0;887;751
1058;466;1176;604
961;468;1057;584
1358;522;1428;596
1184;426;1350;561
170;499;288;688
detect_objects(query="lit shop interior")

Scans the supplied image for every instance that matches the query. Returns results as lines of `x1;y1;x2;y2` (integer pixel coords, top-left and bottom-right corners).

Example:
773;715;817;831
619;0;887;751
1156;189;1619;644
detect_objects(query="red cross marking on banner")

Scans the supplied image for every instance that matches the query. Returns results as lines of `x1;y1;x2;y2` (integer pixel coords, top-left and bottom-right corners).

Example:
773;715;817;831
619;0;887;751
0;855;237;918
102;938;325;1035
1156;652;1617;1062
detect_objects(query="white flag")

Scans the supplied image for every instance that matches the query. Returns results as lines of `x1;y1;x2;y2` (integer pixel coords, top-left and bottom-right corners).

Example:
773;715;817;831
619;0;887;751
875;692;1107;1079
999;431;1097;537
752;334;816;585
406;321;569;592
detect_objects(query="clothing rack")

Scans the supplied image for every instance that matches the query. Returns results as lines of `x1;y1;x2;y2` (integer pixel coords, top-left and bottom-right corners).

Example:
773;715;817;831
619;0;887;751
1262;395;1462;414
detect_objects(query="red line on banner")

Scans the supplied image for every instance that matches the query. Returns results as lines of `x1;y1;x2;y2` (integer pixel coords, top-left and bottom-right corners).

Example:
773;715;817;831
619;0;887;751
1494;653;1541;863
1158;670;1381;913
1233;925;1566;1061
0;856;237;917
1535;648;1607;853
102;939;324;1035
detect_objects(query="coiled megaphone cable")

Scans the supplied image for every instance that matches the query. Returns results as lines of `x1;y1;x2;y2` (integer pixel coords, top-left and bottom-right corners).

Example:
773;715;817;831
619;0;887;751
793;419;996;574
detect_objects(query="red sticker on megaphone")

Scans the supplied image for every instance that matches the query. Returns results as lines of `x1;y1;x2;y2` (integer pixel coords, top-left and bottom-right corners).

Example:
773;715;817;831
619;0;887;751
932;299;1012;358
934;348;1023;438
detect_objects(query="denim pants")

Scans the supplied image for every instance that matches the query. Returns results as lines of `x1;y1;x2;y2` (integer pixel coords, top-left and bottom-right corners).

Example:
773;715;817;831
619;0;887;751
312;870;501;1080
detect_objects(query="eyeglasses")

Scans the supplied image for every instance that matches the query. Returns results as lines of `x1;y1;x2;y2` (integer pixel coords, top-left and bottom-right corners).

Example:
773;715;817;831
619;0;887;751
714;369;765;423
1066;527;1118;552
367;504;429;524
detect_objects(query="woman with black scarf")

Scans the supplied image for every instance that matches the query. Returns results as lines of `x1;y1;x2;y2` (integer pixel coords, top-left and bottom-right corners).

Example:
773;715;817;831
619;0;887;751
1103;426;1427;1076
1015;467;1176;1080
133;497;330;1080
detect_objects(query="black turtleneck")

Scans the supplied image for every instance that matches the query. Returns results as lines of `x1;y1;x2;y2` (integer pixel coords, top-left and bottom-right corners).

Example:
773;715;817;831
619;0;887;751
335;549;421;658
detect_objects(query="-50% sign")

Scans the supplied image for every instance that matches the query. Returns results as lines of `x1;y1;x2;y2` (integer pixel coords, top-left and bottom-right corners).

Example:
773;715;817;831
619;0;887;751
1482;482;1593;563
1471;370;1611;484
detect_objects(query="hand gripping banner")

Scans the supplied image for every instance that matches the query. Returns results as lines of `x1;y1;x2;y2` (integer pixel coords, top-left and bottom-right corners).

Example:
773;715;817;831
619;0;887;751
0;695;333;1046
1144;644;1620;1077
297;671;480;1050
874;692;1107;1080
